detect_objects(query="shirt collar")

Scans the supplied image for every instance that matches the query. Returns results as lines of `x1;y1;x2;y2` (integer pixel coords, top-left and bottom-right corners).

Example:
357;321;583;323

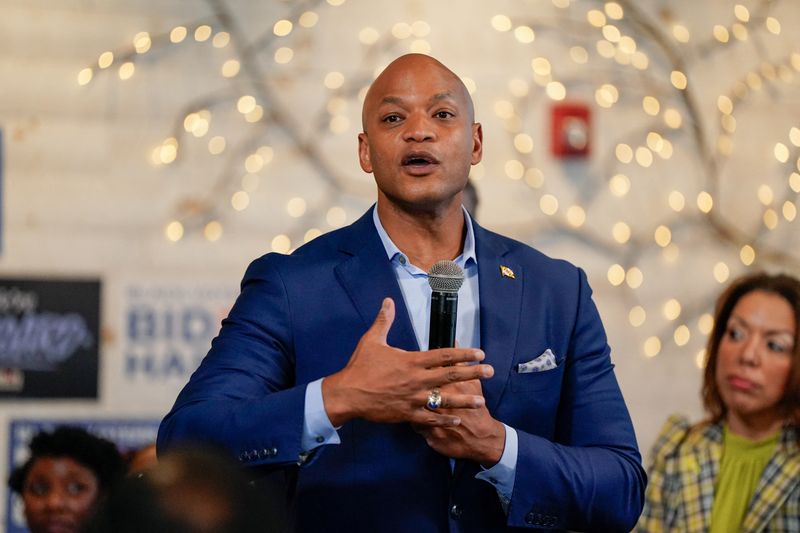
372;204;478;268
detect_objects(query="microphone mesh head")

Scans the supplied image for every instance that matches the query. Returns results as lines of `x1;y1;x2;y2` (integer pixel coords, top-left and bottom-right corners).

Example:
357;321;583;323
427;260;465;293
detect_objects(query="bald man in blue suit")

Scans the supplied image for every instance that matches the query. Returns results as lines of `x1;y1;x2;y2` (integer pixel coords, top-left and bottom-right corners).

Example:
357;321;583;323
158;54;645;532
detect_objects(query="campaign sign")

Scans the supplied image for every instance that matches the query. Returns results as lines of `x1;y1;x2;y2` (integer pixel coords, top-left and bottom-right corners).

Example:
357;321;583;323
5;418;159;533
123;283;236;383
0;279;100;398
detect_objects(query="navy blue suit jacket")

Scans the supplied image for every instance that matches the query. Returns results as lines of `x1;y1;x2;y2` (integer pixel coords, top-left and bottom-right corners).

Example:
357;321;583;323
158;207;645;532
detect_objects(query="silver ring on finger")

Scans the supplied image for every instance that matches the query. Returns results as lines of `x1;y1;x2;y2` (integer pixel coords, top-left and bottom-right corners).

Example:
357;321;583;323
426;388;442;410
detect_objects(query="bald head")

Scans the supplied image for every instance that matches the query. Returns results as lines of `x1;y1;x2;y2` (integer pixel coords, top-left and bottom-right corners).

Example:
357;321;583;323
361;54;475;132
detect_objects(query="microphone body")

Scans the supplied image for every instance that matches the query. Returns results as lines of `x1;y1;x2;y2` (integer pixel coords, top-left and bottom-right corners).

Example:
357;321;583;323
427;261;465;350
429;291;458;349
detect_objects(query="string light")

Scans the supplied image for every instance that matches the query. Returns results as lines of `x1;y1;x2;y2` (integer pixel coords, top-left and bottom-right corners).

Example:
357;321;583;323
118;62;135;80
359;27;380;44
298;11;319;28
713;25;730;43
77;68;93;86
204;221;223;242
133;32;151;54
231;191;250;211
514;26;535;43
513;133;534;153
626;267;643;288
170;26;188;43
609;174;630;197
273;20;293;37
713;261;730;283
629;306;646;327
274;47;294;64
672;24;690;43
740;245;755;265
165;221;184;242
644;337;661;357
612;221;631;243
697;191;713;213
654;225;671;247
663;299;682;320
540;194;559;215
194;25;212;42
327;207;347;227
491;15;512;32
642;96;660;115
674;325;690;346
695;349;706;369
608;264;625;286
566;206;586;227
98;51;114;69
271;234;291;253
212;32;230;48
304;228;322;243
698;314;714;335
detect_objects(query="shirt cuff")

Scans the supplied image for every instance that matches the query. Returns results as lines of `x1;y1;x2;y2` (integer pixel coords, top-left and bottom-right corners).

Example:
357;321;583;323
474;424;517;508
301;378;341;453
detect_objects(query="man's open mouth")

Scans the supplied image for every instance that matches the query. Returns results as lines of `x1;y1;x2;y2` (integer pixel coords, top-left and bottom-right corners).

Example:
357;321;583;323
402;152;439;166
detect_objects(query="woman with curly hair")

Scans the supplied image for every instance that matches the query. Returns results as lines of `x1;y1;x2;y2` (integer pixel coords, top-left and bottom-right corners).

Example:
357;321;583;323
8;426;126;533
637;272;800;533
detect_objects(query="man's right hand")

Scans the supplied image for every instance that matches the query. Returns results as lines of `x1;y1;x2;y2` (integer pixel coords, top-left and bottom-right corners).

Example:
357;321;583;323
321;298;493;427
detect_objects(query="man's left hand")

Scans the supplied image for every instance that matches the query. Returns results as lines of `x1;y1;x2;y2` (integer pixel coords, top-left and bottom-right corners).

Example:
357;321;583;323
413;379;506;467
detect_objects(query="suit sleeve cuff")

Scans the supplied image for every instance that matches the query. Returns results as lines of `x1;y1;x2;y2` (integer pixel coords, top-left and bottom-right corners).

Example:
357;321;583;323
301;378;341;453
475;424;517;508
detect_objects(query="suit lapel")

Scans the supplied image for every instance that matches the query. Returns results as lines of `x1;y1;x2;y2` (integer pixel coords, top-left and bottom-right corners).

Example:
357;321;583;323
742;430;800;533
333;208;419;351
474;224;521;412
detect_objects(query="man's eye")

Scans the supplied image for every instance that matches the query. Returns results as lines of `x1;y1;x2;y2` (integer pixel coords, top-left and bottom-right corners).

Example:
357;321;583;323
434;111;453;119
383;115;402;123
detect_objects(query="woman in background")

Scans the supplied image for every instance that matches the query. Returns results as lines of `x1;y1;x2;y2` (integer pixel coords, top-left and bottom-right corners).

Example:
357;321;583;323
8;426;126;533
637;272;800;532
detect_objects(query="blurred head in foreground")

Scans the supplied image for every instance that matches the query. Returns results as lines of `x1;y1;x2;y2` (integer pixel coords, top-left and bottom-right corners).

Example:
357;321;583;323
93;446;274;533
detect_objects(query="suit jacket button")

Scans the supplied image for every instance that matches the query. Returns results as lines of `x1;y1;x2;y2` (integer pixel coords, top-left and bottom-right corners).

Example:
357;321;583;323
525;512;535;525
270;447;278;456
449;504;463;519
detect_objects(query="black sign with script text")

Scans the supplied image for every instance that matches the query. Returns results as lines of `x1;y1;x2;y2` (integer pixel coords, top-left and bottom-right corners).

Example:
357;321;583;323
0;278;100;398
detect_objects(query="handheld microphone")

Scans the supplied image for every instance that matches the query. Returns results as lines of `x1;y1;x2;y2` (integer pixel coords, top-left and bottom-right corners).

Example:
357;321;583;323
427;260;465;349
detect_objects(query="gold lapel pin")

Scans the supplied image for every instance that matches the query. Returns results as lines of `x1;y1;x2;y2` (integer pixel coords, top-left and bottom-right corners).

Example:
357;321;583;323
500;265;515;279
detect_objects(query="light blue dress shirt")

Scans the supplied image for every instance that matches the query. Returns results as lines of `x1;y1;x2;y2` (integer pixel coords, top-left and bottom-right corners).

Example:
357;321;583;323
301;206;517;505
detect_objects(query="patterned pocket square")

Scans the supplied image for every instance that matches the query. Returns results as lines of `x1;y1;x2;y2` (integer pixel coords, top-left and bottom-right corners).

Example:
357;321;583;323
517;349;557;373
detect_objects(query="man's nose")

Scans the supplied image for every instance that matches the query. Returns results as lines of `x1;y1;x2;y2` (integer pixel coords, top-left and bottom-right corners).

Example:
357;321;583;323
403;114;435;142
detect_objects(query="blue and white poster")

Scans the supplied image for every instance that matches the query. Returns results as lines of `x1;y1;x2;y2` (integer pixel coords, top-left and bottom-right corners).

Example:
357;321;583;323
122;281;236;384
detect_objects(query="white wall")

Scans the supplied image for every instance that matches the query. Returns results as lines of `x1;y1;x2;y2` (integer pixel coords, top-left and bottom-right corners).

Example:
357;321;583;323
2;0;800;521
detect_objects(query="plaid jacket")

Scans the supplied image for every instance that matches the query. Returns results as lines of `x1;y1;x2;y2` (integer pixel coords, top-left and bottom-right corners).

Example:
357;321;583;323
636;415;800;533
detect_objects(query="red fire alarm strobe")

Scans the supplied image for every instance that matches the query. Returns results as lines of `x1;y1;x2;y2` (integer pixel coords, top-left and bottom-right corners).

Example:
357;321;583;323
551;102;591;158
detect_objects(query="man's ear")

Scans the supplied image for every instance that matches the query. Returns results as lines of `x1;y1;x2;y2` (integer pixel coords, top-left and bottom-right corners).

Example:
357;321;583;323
358;133;373;173
470;123;483;165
